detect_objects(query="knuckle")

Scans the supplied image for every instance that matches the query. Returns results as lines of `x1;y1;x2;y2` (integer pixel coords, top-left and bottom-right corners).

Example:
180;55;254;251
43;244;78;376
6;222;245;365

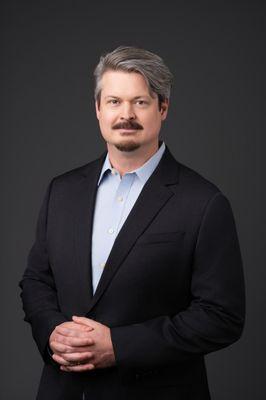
56;334;63;342
83;353;91;360
69;354;78;362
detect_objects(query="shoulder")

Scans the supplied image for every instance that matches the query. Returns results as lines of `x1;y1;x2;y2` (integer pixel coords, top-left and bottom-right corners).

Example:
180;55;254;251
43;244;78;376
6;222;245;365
178;161;220;195
49;153;105;188
173;161;236;233
54;159;100;181
164;146;221;203
174;159;229;214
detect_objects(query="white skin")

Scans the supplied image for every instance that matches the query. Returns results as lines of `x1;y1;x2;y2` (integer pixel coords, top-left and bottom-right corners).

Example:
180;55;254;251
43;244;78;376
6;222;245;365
50;317;115;372
96;70;169;176
49;70;169;372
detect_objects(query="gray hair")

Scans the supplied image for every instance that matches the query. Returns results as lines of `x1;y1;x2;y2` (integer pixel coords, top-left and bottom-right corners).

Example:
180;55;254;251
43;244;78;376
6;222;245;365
93;46;174;109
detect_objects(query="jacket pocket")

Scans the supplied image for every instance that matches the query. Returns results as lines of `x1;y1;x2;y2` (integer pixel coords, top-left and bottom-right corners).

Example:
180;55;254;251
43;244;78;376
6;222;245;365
136;231;185;245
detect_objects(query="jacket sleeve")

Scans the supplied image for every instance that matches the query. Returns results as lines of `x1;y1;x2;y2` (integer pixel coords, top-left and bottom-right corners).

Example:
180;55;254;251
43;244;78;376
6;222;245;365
110;192;246;370
19;179;68;363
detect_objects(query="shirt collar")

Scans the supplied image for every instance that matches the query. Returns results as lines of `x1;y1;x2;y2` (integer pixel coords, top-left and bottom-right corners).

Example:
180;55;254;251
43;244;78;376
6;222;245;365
97;141;166;186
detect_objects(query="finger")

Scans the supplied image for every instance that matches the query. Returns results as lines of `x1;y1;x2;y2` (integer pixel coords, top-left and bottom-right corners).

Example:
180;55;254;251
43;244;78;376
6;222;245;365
52;353;71;366
51;333;95;347
73;324;93;332
50;341;74;354
52;352;93;366
56;327;93;338
72;316;99;328
51;341;93;354
53;332;93;344
59;351;93;363
60;363;95;373
53;335;94;347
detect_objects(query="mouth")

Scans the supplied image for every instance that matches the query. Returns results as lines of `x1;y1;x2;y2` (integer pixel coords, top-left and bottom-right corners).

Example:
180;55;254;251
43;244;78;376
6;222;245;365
118;129;138;134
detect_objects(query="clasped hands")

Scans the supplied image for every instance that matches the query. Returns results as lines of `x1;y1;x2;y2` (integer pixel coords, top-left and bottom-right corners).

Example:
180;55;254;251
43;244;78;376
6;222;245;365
49;316;116;372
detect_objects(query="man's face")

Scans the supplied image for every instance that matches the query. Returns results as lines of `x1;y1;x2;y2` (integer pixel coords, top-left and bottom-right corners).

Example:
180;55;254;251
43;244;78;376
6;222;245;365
95;70;169;153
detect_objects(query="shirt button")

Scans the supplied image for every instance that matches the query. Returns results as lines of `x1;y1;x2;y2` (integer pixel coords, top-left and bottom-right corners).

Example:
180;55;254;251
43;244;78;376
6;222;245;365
108;228;114;234
111;168;117;175
117;196;123;202
100;262;105;268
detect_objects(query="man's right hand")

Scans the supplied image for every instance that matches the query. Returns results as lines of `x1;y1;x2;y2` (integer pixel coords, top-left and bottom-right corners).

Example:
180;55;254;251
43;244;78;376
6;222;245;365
49;321;95;368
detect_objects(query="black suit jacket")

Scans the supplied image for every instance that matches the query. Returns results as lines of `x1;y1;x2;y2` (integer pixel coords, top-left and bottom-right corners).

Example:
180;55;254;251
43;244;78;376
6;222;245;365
19;144;245;400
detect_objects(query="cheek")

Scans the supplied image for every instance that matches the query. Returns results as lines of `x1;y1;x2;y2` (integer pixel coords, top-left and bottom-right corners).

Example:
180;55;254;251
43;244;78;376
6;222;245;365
99;112;115;127
142;113;161;131
107;110;118;122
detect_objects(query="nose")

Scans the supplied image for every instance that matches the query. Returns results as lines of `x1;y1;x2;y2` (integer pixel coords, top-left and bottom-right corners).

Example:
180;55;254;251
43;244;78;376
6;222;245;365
120;102;136;120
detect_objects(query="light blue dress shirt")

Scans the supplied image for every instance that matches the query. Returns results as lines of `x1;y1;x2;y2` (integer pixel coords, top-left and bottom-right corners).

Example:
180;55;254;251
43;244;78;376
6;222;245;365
91;141;166;293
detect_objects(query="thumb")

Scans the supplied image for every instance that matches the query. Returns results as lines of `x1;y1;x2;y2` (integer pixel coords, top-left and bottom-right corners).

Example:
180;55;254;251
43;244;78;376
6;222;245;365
72;315;99;328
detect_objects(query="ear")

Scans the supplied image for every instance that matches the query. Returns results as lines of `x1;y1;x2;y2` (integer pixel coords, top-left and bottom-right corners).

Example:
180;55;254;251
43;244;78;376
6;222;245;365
160;99;169;121
95;100;100;120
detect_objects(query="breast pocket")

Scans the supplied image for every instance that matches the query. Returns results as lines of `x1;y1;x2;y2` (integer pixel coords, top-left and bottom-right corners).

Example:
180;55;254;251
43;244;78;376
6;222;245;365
136;230;185;245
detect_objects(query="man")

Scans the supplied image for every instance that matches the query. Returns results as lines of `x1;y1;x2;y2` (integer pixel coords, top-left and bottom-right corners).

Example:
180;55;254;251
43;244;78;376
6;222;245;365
19;46;245;400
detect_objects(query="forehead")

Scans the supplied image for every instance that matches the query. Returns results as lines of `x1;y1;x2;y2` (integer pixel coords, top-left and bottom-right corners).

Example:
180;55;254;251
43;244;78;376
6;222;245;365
100;70;153;97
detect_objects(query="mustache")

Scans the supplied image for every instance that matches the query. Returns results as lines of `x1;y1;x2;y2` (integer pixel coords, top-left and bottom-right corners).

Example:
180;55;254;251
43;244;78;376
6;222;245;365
112;121;143;130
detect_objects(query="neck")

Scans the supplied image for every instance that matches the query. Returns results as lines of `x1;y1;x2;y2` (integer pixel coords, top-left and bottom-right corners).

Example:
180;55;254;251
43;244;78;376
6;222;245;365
107;140;160;177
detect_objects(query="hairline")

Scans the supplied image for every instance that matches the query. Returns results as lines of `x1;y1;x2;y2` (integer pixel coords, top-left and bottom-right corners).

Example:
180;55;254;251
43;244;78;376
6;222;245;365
96;68;161;109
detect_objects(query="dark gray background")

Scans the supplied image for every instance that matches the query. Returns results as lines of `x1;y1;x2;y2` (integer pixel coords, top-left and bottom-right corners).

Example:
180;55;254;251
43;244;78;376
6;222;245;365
1;0;265;399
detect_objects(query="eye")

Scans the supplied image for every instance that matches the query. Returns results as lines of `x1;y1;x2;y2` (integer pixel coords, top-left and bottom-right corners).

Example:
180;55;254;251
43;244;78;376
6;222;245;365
136;100;148;106
108;99;119;105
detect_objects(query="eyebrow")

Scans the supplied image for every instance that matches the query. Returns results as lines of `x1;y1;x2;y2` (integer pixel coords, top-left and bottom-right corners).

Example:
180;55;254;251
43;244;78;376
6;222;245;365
104;95;150;100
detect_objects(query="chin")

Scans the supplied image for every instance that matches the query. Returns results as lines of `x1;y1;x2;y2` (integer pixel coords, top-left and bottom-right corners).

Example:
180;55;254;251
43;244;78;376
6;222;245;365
114;140;141;152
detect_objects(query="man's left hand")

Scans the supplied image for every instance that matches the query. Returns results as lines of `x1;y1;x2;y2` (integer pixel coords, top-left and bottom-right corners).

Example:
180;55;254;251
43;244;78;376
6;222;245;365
52;316;116;372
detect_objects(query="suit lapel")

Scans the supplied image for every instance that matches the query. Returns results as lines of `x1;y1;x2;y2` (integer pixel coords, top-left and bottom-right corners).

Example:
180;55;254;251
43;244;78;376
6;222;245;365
73;153;107;312
84;145;180;313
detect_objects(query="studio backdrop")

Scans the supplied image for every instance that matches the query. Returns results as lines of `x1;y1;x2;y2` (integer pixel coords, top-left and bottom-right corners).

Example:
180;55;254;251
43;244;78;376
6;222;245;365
1;1;265;399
